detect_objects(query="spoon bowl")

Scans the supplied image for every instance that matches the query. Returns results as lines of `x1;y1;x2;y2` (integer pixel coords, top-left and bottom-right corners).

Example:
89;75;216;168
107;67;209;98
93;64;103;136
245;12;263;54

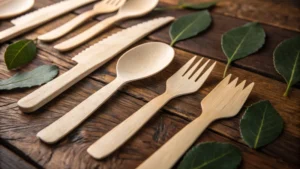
0;0;35;19
118;0;159;17
117;42;174;81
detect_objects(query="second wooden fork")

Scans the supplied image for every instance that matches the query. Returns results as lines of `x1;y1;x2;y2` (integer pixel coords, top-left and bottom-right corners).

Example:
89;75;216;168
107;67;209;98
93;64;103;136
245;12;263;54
87;56;216;159
137;74;254;169
38;0;126;41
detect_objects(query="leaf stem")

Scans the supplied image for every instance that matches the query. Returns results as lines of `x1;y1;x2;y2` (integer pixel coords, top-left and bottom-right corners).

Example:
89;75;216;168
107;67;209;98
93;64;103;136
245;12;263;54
223;61;231;78
170;40;176;47
283;84;291;97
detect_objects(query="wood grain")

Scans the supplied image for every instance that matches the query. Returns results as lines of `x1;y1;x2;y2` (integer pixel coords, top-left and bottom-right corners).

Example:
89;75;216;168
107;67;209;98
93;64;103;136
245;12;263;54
0;145;37;169
161;0;300;32
0;0;299;169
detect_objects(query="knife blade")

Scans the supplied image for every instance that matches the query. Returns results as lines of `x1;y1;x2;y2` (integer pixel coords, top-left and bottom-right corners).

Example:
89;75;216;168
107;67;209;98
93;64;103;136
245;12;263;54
17;17;175;113
0;0;96;43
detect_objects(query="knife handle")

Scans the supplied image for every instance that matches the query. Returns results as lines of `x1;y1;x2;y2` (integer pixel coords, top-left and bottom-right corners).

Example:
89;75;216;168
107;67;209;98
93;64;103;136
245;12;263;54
54;15;120;52
18;63;95;112
38;10;97;42
37;78;124;144
0;24;33;43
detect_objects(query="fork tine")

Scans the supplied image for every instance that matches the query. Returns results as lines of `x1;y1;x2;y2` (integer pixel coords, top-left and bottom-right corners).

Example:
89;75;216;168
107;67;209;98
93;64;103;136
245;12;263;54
228;77;239;88
176;56;197;76
236;80;246;91
196;62;216;86
191;59;210;81
184;58;204;78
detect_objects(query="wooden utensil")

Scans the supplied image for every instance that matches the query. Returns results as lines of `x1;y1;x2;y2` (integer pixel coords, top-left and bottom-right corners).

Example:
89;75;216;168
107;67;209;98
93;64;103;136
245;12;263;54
137;75;255;169
18;17;174;113
38;0;126;42
54;0;159;51
87;56;216;159
36;42;175;144
0;0;96;43
0;0;35;19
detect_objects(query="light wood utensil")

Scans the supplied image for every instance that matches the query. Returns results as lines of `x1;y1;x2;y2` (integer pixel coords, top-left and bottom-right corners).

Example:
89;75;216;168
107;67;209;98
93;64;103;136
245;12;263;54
87;56;216;159
18;17;174;113
0;0;96;43
38;0;126;42
137;75;255;169
0;0;35;19
37;42;175;144
54;0;159;51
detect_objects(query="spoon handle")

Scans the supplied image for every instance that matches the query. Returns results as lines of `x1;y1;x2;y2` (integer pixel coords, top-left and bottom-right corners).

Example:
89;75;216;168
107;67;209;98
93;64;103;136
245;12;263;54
54;15;120;51
37;78;124;144
38;10;97;42
87;92;171;159
137;114;213;169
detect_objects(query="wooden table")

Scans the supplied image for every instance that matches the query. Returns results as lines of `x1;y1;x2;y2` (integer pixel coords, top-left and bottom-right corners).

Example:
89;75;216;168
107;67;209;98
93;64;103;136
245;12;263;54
0;0;299;169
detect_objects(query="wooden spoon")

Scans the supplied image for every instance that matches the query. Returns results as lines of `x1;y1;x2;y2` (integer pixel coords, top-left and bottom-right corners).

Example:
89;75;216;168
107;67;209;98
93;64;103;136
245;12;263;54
0;0;35;19
54;0;159;51
37;42;175;144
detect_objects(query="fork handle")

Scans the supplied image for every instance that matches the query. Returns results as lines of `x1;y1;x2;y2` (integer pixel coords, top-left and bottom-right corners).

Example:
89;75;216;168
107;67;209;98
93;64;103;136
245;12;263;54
54;14;121;51
137;114;213;169
87;92;172;159
38;10;98;42
36;78;124;144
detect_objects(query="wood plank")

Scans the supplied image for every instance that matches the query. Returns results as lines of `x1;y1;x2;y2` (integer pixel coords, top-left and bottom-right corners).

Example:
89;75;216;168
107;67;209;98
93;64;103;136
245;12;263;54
1;0;299;85
0;1;299;168
160;0;300;32
0;145;37;169
1;17;299;167
0;71;297;169
1;9;299;166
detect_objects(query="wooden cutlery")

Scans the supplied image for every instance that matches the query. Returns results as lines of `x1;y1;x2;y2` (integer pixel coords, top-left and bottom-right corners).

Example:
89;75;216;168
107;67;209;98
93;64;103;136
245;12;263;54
0;0;35;19
137;75;254;169
18;17;174;113
36;42;175;144
87;56;216;159
38;0;126;42
0;0;96;43
54;0;159;51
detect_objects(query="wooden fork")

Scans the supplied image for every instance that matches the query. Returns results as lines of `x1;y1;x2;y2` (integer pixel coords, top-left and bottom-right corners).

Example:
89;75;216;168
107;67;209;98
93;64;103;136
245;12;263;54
87;56;216;159
137;74;254;169
38;0;126;41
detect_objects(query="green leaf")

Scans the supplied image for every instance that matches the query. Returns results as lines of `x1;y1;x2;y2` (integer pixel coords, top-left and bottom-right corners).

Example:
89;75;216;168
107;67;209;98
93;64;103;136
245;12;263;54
5;39;37;70
240;100;284;149
273;36;300;97
182;1;217;10
178;142;242;169
169;10;212;46
0;65;59;91
221;22;266;77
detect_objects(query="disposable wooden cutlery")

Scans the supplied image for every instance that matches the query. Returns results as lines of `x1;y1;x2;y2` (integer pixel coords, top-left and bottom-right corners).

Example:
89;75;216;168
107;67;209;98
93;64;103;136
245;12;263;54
38;0;126;41
0;0;96;43
37;42;175;144
137;75;254;169
0;0;35;19
18;17;174;113
54;0;159;51
87;56;216;159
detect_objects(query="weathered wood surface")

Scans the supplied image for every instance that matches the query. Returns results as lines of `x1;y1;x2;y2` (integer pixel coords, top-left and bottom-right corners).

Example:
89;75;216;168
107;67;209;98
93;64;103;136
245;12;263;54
0;0;300;169
161;0;300;32
0;145;37;169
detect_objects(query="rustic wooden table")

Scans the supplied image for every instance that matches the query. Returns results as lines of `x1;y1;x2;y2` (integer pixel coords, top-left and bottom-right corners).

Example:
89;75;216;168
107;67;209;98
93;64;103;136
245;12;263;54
0;0;299;169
